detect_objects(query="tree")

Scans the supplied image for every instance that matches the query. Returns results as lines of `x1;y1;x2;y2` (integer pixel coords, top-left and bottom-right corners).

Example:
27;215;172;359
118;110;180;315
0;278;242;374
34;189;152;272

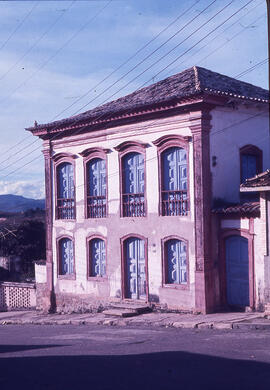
0;219;45;280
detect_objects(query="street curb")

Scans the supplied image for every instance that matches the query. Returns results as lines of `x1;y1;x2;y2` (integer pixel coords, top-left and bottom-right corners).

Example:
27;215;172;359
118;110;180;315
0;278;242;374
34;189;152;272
232;322;270;330
1;317;270;330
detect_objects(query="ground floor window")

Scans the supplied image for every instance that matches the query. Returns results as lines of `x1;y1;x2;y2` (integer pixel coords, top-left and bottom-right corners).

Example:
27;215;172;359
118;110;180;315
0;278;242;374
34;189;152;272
88;238;106;277
58;237;74;276
163;238;187;285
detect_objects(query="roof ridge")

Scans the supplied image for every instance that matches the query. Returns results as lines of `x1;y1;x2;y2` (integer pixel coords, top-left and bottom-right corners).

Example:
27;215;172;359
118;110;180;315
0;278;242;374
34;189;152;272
26;66;269;133
193;65;201;91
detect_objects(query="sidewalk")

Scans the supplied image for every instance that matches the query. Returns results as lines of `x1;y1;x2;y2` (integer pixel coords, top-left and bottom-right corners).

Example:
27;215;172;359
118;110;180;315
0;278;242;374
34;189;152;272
0;310;270;330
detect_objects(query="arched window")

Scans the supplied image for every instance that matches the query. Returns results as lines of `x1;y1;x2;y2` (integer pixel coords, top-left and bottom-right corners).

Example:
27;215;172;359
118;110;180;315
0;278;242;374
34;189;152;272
87;158;106;218
58;237;74;276
122;152;145;217
240;145;262;183
161;147;187;216
240;145;262;201
88;238;106;277
163;238;187;285
56;162;75;219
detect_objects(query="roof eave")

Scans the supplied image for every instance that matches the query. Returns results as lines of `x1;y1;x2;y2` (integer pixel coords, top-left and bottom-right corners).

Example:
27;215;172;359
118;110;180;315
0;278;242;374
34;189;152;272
25;94;208;137
240;186;270;192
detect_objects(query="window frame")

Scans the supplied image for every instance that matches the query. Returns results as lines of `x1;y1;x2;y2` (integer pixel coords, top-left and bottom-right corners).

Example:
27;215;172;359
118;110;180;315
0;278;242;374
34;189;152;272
57;235;76;280
80;147;109;219
161;235;189;289
53;153;76;221
239;144;262;184
153;134;190;217
86;234;108;281
115;141;148;218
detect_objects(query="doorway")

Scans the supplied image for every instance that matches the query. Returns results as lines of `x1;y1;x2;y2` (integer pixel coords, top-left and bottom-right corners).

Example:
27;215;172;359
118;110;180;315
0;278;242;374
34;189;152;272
123;236;147;300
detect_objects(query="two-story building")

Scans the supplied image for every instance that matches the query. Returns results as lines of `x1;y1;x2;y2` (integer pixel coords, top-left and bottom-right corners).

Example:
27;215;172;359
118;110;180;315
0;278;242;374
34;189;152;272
27;66;269;313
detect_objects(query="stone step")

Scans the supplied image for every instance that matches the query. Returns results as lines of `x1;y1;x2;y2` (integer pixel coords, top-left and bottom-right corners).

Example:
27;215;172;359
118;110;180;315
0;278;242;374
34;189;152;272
264;303;270;315
102;309;139;318
110;302;152;314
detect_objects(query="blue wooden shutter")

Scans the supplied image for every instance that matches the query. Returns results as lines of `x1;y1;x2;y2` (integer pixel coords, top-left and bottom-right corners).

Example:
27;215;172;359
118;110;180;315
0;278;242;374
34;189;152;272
167;239;187;284
163;147;187;191
89;159;106;197
124;153;144;194
91;238;106;277
226;236;249;306
241;154;257;183
58;163;74;199
60;238;74;275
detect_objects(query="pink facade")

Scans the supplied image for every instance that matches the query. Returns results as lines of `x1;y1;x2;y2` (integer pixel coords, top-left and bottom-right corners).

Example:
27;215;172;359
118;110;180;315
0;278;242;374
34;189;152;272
28;66;269;313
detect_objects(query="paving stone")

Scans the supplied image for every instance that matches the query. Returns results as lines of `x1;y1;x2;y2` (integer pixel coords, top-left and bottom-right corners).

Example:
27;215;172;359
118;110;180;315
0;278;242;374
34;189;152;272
197;322;212;329
172;321;199;329
212;322;233;330
102;309;139;317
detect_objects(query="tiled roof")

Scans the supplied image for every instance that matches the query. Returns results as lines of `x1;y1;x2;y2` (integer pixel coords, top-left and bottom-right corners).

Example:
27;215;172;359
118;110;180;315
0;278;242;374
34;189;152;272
240;170;270;189
213;202;260;215
26;66;269;133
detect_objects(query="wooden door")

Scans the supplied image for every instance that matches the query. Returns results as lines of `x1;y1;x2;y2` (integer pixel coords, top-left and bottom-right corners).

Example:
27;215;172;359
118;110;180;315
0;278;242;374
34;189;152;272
225;236;249;307
126;237;146;300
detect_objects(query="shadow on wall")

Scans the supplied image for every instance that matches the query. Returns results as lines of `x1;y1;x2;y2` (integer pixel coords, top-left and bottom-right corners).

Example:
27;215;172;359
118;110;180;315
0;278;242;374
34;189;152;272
0;350;269;390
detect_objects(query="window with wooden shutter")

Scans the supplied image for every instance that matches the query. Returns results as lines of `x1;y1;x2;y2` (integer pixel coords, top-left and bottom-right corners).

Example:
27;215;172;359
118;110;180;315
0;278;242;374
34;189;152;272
56;162;75;219
59;237;74;276
89;238;106;277
122;152;145;217
87;158;106;218
162;147;188;216
165;239;187;285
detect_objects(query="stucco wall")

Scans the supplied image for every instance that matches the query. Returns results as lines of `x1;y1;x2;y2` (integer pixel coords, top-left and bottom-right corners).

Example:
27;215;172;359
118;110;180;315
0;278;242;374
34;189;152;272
210;105;269;204
50;113;196;311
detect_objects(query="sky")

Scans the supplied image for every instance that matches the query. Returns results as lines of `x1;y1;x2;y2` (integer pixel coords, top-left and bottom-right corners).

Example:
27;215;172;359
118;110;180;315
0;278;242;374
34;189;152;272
0;0;268;199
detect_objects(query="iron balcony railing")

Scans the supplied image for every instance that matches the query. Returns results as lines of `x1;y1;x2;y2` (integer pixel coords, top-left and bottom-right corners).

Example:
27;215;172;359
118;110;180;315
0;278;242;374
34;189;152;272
123;193;145;217
162;190;188;216
56;198;75;219
87;195;106;218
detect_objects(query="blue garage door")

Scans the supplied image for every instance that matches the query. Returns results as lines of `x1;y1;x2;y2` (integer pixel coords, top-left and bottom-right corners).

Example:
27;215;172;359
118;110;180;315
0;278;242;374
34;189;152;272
225;236;249;307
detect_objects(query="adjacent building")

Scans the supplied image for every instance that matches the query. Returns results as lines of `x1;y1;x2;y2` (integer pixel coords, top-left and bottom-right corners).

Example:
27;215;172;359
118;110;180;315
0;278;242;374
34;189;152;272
27;66;270;313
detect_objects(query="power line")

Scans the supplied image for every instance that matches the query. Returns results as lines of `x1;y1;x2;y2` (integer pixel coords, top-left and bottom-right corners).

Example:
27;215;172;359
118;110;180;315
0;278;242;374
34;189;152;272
0;110;268;219
234;58;268;78
2;110;267;181
0;1;39;52
165;0;265;77
0;0;77;83
1;0;224;174
0;0;262;176
126;0;256;99
4;0;261;170
72;0;229;116
0;0;210;168
0;0;113;164
52;0;203;121
56;0;249;129
196;13;265;65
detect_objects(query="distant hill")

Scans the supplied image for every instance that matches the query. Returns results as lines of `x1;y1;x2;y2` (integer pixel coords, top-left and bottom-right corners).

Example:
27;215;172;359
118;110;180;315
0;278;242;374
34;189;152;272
0;194;45;213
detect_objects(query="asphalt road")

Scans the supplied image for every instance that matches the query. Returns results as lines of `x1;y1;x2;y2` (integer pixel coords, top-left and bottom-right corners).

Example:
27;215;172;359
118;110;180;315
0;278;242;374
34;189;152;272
0;325;270;390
